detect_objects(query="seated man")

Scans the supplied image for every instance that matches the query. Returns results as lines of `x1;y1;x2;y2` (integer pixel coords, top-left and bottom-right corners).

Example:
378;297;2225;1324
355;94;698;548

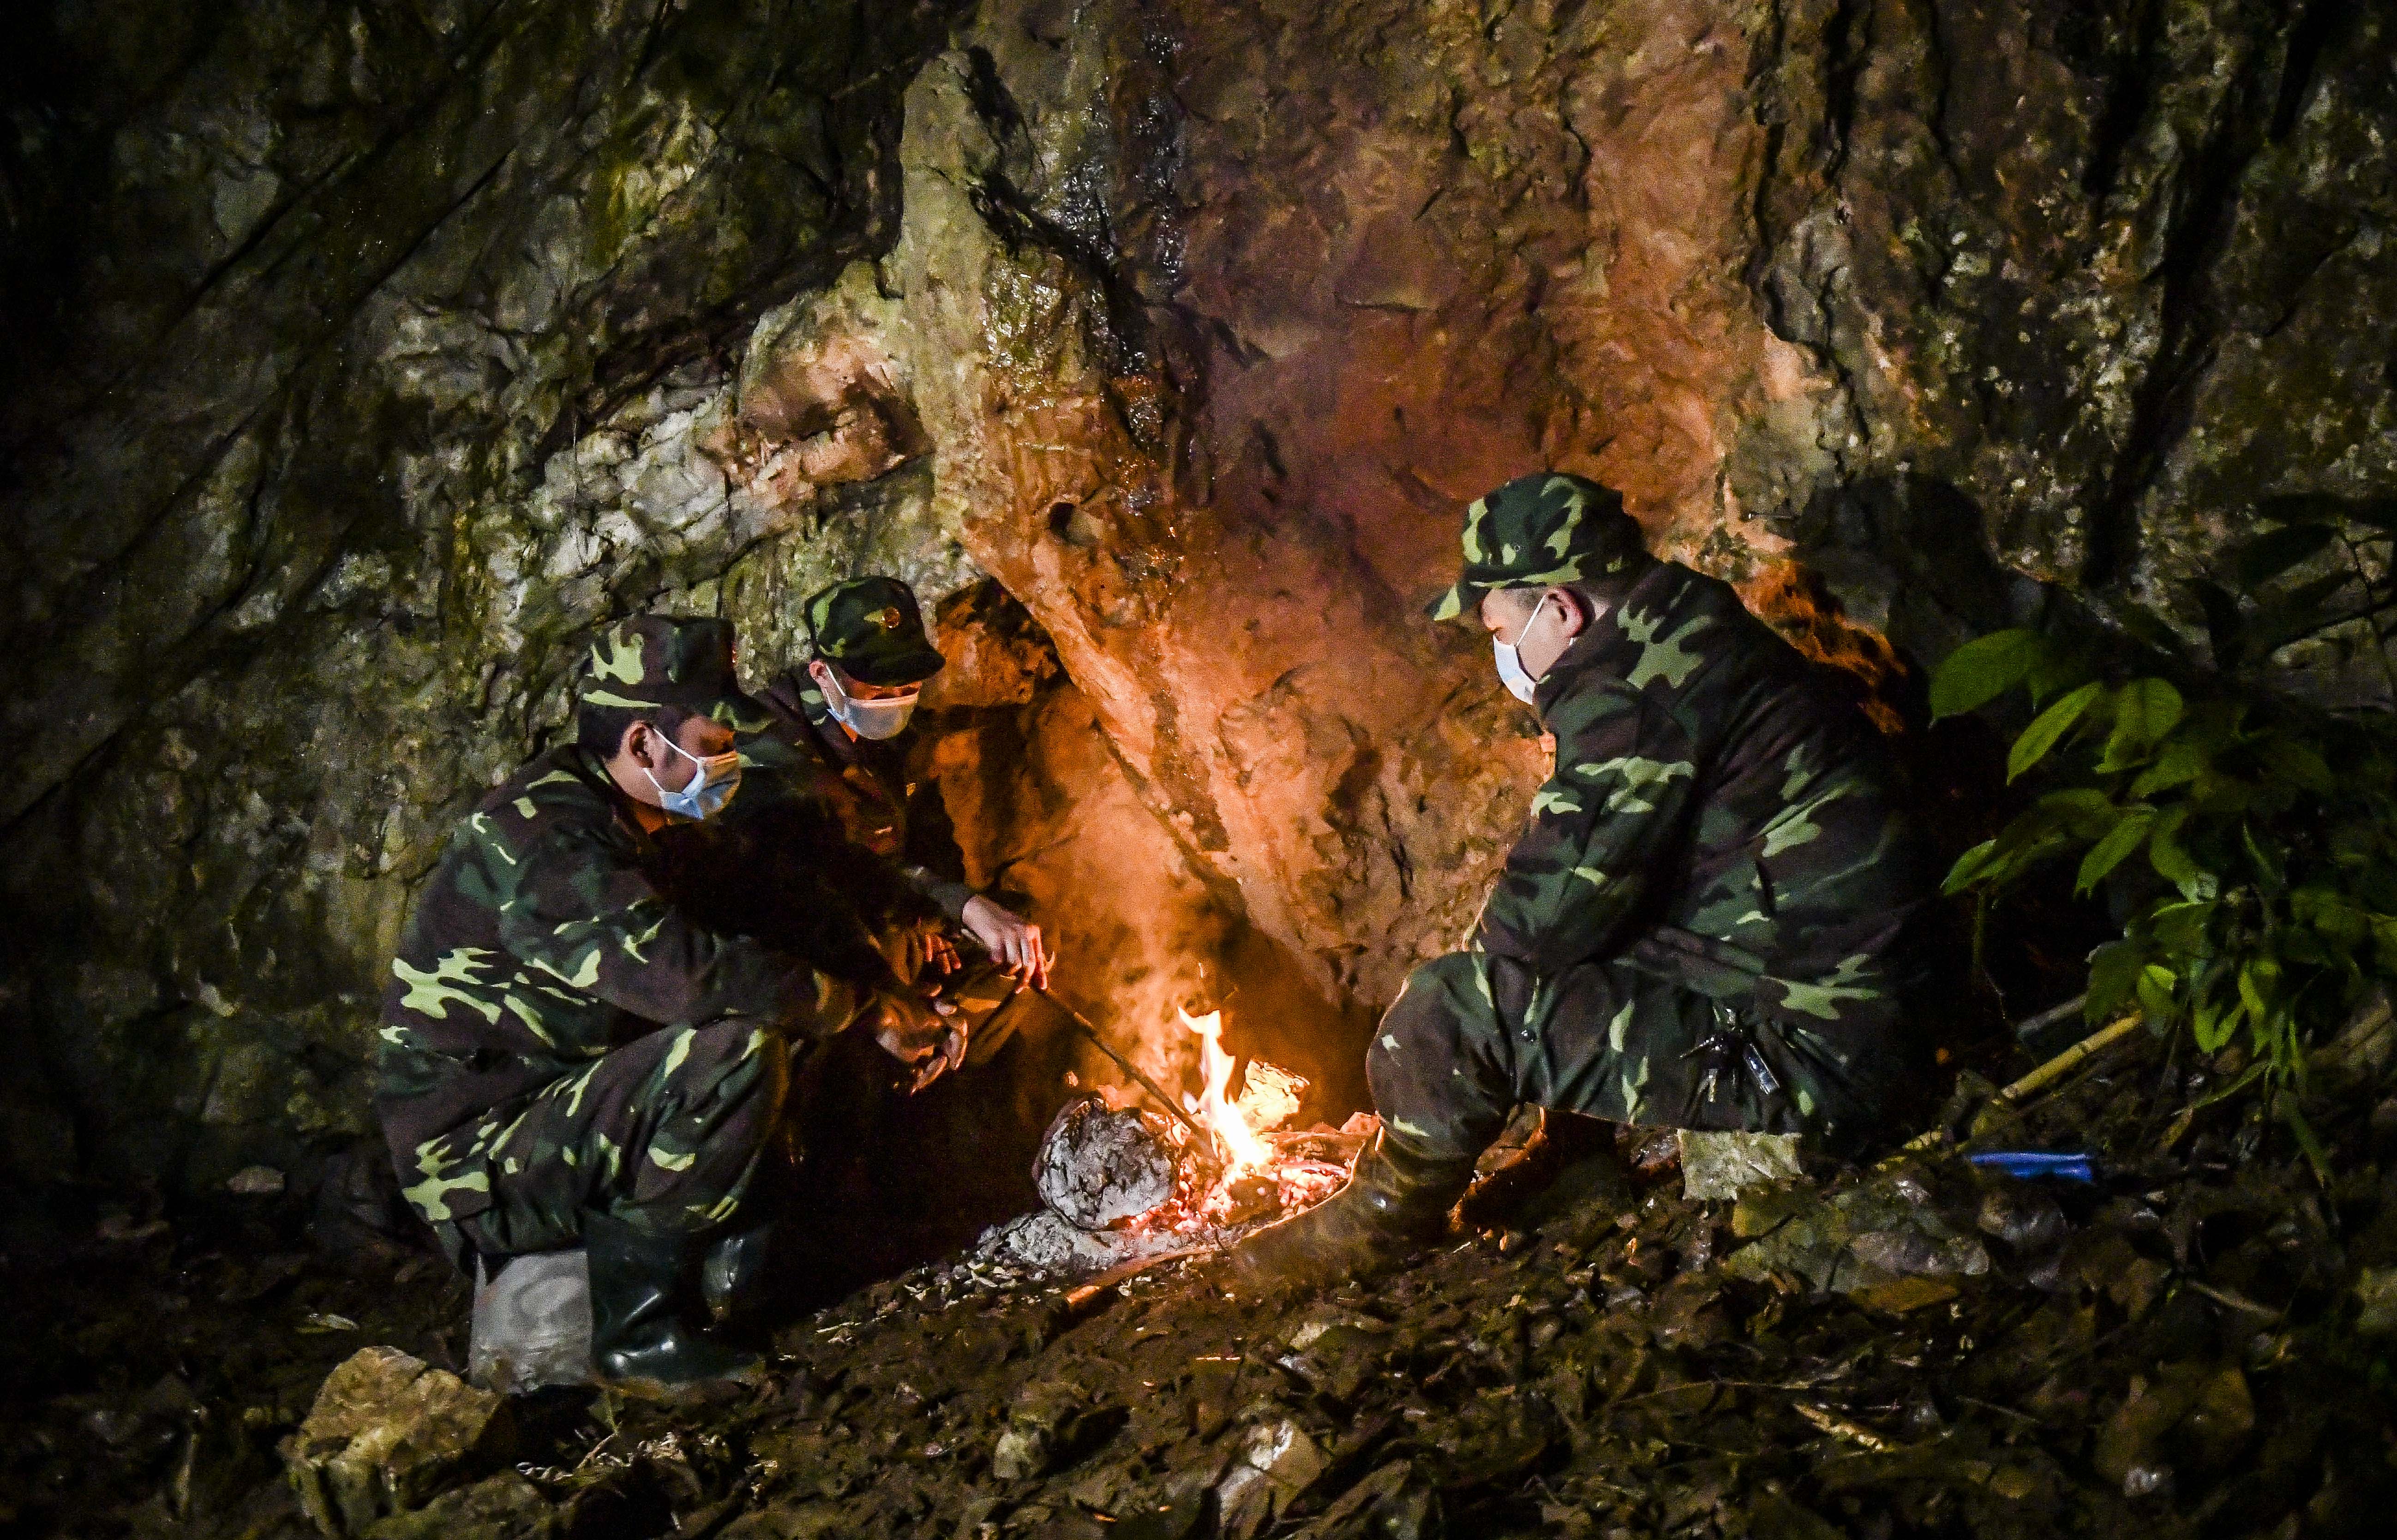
1238;473;1933;1288
374;616;958;1389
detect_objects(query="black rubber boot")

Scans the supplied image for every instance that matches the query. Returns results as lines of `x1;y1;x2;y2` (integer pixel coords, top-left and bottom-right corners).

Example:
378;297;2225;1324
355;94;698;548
585;1212;762;1392
1231;1130;1477;1294
700;1222;777;1326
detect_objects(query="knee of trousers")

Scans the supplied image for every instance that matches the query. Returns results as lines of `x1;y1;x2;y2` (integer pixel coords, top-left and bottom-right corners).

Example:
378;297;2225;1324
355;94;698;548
1366;954;1508;1111
668;1020;791;1132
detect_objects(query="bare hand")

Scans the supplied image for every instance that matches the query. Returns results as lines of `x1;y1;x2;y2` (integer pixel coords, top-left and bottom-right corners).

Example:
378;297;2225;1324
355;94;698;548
870;990;966;1092
915;928;962;978
962;895;1050;989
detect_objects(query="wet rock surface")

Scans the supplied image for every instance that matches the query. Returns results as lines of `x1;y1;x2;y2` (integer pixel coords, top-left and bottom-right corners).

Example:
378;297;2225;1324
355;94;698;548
10;1025;2395;1539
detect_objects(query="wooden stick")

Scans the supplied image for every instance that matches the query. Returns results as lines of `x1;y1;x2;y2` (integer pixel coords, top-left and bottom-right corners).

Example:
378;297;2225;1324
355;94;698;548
2010;992;2088;1045
1062;1248;1208;1313
1033;985;1211;1146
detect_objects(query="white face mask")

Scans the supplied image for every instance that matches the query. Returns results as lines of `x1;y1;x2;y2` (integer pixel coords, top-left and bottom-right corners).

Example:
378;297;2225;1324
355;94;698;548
1492;596;1556;705
824;672;919;740
642;730;742;819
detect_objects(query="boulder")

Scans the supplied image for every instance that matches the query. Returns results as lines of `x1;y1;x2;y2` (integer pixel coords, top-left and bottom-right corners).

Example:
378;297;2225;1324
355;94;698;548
281;1347;512;1537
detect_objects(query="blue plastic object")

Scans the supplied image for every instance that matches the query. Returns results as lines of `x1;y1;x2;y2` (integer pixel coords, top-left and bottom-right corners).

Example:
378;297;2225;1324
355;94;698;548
1966;1150;2097;1183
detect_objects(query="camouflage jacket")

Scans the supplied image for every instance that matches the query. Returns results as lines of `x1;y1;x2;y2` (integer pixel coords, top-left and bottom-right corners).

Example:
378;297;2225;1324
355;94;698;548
1481;556;1930;1027
736;673;977;925
373;745;857;1171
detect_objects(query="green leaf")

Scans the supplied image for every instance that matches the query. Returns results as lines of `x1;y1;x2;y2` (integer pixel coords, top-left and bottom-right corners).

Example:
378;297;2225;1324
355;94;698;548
1942;838;2000;896
2115;606;2192;665
2340;498;2397;536
2151;900;2219;955
2237;957;2277;1026
2372;914;2397;973
2249;570;2365;654
2085;940;2145;1020
2033;787;2120;838
2131;738;2209;798
2242;819;2289;893
2078;807;2156;894
2099;678;2185;771
2282;1098;2331;1186
2008;681;2104;782
2026;647;2092;706
2259;492;2397;537
2147;804;2214;901
2227;522;2337;588
2258;734;2333;793
2193;995;2245;1053
1930;629;2048;721
2135;964;2181;1024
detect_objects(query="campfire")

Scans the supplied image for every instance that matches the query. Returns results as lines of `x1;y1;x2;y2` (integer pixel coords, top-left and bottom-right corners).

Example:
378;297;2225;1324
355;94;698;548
967;1003;1369;1287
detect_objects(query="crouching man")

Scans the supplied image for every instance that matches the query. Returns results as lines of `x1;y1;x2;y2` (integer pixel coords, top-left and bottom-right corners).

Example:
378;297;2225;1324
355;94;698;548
737;575;1050;989
373;617;958;1389
1237;474;1934;1289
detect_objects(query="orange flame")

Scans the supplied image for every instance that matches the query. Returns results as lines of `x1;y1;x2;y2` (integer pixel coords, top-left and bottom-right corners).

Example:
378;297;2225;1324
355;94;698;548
1181;1007;1273;1176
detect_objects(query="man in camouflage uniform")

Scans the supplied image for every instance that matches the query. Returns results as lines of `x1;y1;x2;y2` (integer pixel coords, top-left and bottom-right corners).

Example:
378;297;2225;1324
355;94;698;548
647;576;1052;1286
1237;472;1932;1289
732;575;1049;989
375;615;959;1387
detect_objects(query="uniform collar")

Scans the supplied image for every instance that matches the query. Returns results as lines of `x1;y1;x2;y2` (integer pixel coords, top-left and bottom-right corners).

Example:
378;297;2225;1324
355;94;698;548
1528;555;1674;715
764;670;862;764
568;744;654;839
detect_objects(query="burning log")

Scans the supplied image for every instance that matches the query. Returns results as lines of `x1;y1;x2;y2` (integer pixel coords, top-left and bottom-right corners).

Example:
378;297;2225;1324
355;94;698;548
1031;1095;1179;1229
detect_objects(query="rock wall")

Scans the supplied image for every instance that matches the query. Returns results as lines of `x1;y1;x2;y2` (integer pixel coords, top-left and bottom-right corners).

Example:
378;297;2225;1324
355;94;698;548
6;0;2395;1194
863;0;2397;1068
0;0;983;1187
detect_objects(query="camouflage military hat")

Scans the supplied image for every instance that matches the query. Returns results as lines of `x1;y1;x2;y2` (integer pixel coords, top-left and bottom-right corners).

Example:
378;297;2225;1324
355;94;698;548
1426;472;1646;621
576;615;771;729
803;575;947;687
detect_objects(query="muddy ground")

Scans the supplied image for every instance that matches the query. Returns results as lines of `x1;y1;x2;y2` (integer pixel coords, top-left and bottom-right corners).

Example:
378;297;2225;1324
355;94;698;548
7;1018;2396;1540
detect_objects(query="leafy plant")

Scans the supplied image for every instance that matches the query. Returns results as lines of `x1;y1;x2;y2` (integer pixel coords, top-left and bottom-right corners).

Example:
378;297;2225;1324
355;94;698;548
1931;498;2397;1136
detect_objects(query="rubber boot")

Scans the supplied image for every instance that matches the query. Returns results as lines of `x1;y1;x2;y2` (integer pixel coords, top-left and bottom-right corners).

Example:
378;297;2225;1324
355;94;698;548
1231;1130;1477;1294
701;1222;776;1327
585;1212;762;1392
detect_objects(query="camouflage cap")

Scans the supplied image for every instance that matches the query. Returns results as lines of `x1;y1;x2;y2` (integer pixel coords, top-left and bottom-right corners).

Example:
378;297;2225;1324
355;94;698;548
804;575;947;687
576;615;771;730
1426;472;1646;621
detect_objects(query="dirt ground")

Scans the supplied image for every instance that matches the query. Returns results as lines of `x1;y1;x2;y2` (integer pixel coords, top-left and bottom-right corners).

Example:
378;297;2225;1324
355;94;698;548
8;1017;2395;1540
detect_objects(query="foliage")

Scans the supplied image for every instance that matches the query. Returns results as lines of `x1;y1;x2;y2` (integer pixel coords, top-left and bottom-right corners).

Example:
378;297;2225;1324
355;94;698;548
1932;496;2397;1107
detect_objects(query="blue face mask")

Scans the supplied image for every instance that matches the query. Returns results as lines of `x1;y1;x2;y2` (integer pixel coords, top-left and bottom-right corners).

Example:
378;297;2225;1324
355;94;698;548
1492;596;1555;705
643;731;742;820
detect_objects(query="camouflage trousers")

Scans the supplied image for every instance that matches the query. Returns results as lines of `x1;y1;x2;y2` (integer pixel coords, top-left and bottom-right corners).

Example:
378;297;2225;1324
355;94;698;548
419;1019;787;1267
1368;950;1901;1167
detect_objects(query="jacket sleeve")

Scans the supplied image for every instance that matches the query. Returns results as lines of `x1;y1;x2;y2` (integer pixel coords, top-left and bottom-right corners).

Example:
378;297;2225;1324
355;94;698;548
1474;685;1699;975
901;866;978;926
495;813;859;1043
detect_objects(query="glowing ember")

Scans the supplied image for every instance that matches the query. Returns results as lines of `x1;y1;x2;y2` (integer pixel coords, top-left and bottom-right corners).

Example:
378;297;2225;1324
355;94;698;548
1181;1007;1275;1176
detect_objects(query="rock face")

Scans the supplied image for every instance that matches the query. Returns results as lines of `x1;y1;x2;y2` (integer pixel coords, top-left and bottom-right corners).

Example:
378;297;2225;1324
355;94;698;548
6;0;2396;1194
0;0;981;1186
